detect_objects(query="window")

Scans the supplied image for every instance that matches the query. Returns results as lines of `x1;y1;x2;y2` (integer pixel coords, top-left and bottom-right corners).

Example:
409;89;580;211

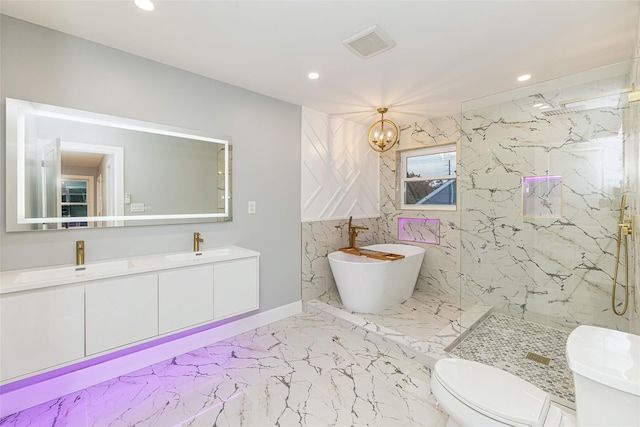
398;143;457;210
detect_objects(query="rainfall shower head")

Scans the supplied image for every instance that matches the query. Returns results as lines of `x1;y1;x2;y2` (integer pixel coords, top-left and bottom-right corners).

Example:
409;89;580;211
543;88;631;116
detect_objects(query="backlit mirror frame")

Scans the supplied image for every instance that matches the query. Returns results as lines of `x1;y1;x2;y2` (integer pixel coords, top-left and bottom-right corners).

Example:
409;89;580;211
6;98;231;231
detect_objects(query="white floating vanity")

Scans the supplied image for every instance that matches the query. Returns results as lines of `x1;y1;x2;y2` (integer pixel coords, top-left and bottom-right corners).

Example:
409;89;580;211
0;246;259;383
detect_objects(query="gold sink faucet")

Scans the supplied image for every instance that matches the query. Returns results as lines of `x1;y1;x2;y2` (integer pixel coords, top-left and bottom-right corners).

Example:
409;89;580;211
347;216;368;248
194;232;204;252
76;240;85;265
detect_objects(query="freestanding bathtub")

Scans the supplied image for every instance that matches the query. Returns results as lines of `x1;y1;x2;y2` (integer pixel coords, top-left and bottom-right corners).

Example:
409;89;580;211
328;243;425;313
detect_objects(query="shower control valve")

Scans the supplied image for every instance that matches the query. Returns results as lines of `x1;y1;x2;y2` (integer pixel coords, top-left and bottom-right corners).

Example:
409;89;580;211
618;215;636;241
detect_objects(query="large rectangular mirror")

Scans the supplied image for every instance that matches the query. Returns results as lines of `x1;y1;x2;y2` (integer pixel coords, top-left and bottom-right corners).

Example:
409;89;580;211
6;98;232;231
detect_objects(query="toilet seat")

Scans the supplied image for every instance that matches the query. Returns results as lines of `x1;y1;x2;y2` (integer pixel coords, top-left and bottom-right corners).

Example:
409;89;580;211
433;358;552;427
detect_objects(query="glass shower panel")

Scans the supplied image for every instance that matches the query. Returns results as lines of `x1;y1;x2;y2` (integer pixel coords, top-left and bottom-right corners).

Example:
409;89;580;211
624;58;640;334
459;60;637;333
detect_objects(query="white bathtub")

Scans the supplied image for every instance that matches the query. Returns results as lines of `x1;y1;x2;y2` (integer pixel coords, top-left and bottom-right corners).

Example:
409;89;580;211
328;243;425;313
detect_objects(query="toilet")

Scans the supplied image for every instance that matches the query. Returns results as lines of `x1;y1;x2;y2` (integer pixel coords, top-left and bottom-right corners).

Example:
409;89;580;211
431;325;640;427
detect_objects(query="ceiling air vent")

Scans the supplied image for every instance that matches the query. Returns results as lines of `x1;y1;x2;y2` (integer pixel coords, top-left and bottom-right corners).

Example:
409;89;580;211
342;25;396;59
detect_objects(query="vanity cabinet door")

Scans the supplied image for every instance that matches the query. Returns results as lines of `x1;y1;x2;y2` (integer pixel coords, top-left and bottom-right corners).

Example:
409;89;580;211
158;265;214;334
213;257;259;320
85;274;158;355
0;286;84;381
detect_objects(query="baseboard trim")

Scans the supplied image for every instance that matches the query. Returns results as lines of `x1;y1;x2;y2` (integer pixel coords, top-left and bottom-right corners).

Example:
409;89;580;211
0;300;302;418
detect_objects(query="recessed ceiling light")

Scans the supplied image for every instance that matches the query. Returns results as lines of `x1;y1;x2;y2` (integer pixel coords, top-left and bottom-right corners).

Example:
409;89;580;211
517;74;532;82
308;72;319;80
533;103;544;108
539;105;550;109
134;0;155;11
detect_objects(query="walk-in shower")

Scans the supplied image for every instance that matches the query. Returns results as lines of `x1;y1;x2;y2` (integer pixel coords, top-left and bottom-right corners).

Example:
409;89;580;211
459;58;639;334
452;60;639;406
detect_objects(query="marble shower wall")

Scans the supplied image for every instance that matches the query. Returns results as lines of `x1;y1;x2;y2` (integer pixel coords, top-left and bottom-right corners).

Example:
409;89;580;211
460;73;632;331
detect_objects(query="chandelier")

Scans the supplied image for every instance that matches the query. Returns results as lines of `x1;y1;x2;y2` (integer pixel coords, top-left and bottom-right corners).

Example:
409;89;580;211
367;107;399;153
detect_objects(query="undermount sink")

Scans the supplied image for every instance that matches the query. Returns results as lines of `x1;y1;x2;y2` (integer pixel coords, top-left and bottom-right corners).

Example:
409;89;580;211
16;260;134;283
165;248;232;262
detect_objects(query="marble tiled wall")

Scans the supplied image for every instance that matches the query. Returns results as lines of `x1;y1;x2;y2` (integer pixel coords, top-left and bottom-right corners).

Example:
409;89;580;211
301;217;379;301
378;116;462;302
460;74;632;331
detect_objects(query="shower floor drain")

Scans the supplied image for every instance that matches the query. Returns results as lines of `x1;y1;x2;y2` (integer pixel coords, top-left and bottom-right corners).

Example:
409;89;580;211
525;352;550;365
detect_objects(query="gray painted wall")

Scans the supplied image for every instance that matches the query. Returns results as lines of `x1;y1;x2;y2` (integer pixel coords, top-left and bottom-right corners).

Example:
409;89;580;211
0;16;302;311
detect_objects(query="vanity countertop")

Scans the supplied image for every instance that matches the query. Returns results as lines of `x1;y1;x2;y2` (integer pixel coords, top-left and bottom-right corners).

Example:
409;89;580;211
0;246;259;295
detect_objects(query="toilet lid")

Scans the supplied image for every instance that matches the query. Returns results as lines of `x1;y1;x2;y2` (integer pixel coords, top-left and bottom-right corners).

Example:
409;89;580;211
567;325;640;396
434;358;551;427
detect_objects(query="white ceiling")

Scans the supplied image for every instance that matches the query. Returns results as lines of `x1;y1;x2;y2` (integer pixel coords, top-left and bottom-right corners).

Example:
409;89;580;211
1;1;639;125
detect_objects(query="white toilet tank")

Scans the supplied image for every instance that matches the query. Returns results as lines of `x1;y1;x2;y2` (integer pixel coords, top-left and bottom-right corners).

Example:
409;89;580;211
566;325;640;427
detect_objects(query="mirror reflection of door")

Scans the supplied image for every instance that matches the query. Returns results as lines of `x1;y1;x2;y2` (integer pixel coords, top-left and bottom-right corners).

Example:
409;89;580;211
61;147;103;228
60;175;94;228
38;138;62;228
55;142;124;228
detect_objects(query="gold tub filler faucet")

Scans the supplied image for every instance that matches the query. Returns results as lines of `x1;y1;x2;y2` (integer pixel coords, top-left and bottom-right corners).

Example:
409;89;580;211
194;232;204;252
347;216;368;248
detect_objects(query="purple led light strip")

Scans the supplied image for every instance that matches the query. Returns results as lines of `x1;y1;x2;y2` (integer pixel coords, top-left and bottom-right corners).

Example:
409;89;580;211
0;316;238;394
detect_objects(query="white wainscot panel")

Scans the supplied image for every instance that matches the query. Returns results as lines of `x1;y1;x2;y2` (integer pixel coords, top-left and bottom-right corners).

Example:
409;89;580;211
301;107;379;221
159;265;214;334
0;286;84;381
85;274;158;355
213;258;258;320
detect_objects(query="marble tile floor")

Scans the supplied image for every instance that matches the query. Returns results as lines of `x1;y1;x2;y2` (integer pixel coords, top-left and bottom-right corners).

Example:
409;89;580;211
315;288;464;343
308;288;492;368
1;311;449;427
310;288;575;410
